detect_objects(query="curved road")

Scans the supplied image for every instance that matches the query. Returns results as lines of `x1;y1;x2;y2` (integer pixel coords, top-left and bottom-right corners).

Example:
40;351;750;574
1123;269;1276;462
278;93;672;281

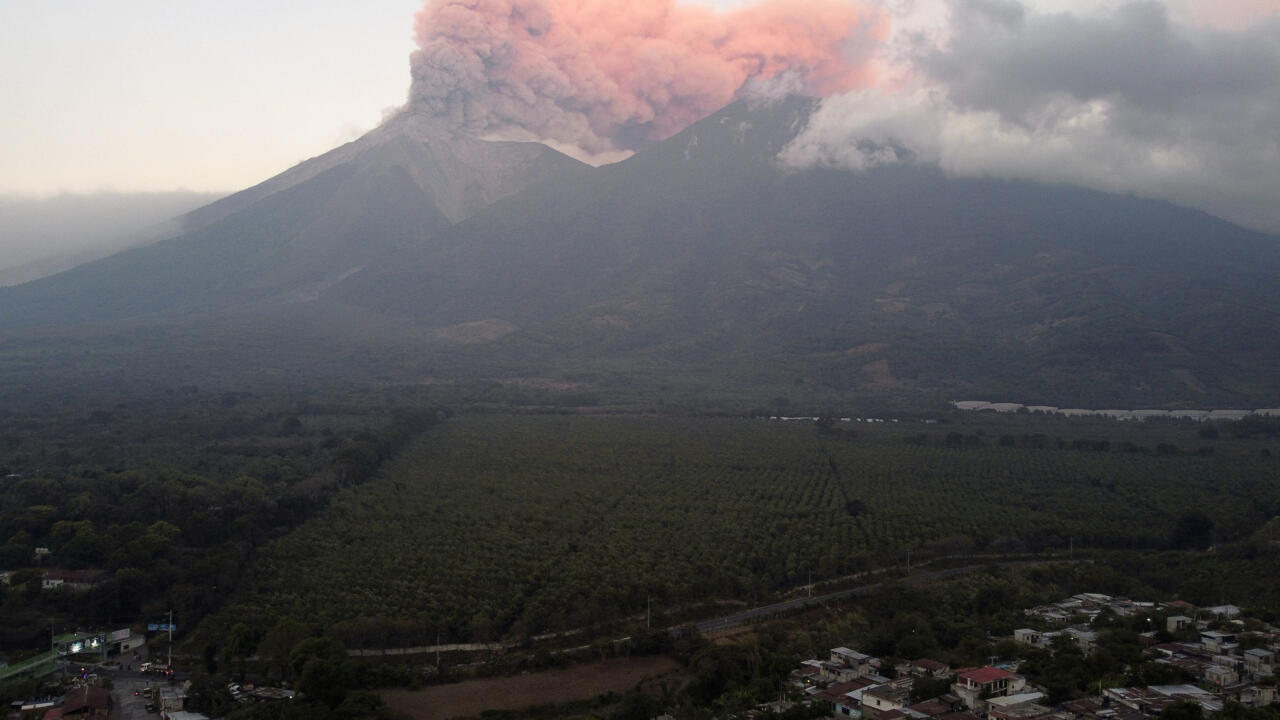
693;561;1076;634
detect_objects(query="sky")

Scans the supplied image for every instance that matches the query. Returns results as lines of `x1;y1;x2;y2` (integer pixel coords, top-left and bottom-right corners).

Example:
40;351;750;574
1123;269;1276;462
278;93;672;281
1;0;1279;232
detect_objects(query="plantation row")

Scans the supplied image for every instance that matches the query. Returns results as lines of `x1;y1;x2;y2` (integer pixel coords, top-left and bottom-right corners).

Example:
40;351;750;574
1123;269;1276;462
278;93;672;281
224;414;1280;645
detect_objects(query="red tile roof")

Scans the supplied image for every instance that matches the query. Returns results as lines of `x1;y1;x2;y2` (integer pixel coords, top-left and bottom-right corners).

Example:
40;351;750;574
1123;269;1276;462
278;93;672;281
959;667;1015;685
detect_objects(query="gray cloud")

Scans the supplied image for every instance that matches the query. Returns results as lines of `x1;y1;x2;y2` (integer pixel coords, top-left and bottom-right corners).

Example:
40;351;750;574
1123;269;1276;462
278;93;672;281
782;1;1280;233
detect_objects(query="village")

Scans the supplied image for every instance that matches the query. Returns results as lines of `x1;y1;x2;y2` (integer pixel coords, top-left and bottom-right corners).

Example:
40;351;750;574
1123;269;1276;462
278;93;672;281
1;623;293;720
4;582;1280;720
787;593;1277;720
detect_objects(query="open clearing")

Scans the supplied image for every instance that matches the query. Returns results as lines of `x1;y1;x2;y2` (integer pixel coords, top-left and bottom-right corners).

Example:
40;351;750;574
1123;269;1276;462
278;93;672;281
382;655;684;720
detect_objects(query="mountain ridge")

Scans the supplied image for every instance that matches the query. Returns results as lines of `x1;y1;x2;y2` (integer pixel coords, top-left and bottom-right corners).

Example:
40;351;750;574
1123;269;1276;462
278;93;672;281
2;96;1278;407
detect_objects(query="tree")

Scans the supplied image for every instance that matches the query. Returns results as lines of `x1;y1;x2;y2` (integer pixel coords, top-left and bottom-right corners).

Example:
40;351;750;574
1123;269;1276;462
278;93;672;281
290;637;353;708
258;617;312;682
223;623;255;681
1172;511;1214;550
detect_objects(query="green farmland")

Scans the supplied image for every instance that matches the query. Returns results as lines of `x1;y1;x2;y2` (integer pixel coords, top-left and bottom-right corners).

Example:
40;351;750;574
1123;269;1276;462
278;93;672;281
222;413;1280;646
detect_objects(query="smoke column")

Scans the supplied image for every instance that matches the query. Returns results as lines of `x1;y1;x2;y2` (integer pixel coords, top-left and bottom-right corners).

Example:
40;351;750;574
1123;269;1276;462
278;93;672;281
409;0;888;152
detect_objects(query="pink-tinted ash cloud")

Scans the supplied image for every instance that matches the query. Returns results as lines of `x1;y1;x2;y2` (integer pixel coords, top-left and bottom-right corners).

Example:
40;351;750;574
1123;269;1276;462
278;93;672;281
409;0;889;152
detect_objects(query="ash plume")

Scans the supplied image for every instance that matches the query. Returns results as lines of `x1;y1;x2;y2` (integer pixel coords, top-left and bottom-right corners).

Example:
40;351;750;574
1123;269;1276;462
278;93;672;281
408;0;889;153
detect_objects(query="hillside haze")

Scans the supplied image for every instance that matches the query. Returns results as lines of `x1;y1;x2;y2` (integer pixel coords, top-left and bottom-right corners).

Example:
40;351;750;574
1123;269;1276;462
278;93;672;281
2;97;1279;408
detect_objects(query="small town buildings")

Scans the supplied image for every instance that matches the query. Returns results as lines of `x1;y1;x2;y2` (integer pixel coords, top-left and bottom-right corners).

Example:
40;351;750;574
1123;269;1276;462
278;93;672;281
1203;664;1239;687
1243;648;1274;679
1238;684;1277;708
1166;616;1192;633
40;570;108;592
1014;629;1044;647
911;658;952;678
952;667;1027;710
910;699;959;717
824;647;875;682
41;687;110;720
1199;630;1237;654
833;647;874;672
159;687;187;712
862;678;913;718
985;693;1050;720
1063;628;1098;655
1203;605;1241;619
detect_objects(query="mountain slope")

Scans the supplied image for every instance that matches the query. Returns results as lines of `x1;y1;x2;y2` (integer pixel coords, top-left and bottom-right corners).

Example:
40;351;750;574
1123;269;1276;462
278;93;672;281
0;114;586;327
1;97;1278;407
324;98;1280;406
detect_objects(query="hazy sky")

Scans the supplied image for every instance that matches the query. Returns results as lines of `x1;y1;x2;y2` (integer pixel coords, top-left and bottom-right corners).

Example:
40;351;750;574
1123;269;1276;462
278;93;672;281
2;0;1278;231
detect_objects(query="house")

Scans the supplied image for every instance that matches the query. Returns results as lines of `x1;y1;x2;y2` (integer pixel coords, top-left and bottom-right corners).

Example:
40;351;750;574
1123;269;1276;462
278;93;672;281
1064;628;1098;655
1238;685;1277;708
862;679;914;718
43;687;110;719
1203;605;1241;619
40;570;108;593
825;647;875;682
912;658;952;678
1014;630;1044;647
821;678;879;717
1166;616;1192;633
834;648;874;672
1149;685;1224;712
1202;664;1238;687
952;668;1027;710
909;699;957;718
985;694;1050;720
1103;686;1224;716
1199;630;1237;654
1242;648;1274;678
790;661;823;689
106;628;145;656
159;687;187;711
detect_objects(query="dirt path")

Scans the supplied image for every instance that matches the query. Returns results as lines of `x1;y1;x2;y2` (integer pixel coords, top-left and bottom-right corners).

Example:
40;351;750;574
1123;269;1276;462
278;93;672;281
382;655;684;720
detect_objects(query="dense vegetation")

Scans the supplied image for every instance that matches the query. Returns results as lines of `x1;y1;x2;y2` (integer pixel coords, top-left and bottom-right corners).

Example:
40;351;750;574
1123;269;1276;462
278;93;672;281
218;412;1280;647
0;389;435;654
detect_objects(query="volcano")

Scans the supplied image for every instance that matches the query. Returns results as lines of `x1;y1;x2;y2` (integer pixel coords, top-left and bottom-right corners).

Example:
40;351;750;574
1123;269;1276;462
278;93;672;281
2;97;1279;408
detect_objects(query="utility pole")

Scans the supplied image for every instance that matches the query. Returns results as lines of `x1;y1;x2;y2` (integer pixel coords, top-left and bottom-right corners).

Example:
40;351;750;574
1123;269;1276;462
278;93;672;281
167;610;173;669
436;631;441;669
907;548;911;573
646;596;651;631
808;570;812;598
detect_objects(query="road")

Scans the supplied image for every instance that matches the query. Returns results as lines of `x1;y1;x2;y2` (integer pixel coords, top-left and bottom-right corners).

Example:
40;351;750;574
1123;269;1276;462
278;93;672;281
111;675;162;720
693;561;1073;634
104;667;190;720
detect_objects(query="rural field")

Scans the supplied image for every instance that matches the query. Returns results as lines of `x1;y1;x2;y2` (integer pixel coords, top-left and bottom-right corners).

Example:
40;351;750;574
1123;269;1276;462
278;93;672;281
219;412;1280;645
381;655;685;720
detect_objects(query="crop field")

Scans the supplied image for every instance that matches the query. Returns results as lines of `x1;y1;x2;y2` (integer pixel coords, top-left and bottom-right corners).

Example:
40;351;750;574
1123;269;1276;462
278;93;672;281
226;413;1280;644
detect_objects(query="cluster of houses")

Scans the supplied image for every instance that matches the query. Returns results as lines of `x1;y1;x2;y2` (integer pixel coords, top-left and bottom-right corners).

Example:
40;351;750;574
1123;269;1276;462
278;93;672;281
1020;593;1276;709
790;648;1043;720
0;567;111;594
788;593;1277;720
